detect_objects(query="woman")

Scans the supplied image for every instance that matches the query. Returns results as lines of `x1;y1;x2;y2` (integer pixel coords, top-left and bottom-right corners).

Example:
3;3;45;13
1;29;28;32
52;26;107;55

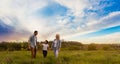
51;34;61;58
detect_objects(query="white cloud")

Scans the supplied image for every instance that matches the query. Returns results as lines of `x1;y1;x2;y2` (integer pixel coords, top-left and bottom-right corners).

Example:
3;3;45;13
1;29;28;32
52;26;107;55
54;0;89;17
62;11;120;43
81;32;120;44
0;0;120;43
0;0;49;41
87;11;120;31
64;32;120;44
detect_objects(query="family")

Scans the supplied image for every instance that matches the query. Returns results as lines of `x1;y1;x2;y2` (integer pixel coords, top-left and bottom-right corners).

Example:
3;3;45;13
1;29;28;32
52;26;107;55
28;31;61;59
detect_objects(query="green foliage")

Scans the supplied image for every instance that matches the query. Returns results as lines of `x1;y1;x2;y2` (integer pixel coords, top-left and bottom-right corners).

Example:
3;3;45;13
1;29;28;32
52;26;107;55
0;51;120;64
7;43;21;51
20;42;28;51
0;41;120;51
88;43;97;50
61;41;84;50
0;42;7;51
102;45;113;51
0;42;22;51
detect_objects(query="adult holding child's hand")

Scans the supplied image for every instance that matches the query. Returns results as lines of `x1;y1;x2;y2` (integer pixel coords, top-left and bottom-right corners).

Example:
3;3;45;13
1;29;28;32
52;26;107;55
51;34;62;58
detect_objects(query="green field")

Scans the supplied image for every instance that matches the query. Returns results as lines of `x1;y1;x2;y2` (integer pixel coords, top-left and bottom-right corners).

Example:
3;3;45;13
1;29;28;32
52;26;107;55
0;50;120;64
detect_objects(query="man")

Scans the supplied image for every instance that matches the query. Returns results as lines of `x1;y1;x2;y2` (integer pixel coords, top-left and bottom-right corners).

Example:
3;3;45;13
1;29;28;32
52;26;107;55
51;34;61;58
28;31;38;59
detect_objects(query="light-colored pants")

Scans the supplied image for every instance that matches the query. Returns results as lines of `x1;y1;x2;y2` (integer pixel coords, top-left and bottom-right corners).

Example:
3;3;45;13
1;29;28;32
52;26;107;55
53;47;59;58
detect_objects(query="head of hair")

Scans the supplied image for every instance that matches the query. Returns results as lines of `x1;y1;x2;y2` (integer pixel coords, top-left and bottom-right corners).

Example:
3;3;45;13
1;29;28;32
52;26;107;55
34;30;38;36
56;34;60;40
45;40;48;44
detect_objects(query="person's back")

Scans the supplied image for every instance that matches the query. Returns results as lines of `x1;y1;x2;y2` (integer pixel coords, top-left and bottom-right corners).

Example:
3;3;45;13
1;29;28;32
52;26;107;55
51;34;61;58
42;40;49;58
42;43;49;51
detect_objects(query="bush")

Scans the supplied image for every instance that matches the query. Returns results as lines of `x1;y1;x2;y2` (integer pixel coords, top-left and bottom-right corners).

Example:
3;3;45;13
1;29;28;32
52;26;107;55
88;43;97;50
0;42;7;51
21;43;28;51
7;43;21;51
102;45;113;51
61;41;83;50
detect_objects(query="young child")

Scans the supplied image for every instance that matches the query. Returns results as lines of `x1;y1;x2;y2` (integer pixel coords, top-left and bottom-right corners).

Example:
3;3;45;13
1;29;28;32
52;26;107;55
42;40;49;58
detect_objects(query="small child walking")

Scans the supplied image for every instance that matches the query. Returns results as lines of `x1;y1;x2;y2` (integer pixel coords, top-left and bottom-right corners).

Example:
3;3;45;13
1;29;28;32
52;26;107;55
42;40;49;58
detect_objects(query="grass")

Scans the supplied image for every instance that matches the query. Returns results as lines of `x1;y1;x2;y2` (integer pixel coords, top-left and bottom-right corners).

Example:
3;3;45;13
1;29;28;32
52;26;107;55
0;50;120;64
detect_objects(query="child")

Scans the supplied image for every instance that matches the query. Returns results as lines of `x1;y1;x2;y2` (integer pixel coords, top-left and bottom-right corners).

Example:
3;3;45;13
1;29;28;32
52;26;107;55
42;40;49;58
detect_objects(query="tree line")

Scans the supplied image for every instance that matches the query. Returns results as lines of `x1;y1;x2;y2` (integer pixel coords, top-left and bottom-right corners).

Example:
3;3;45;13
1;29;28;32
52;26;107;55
0;41;120;51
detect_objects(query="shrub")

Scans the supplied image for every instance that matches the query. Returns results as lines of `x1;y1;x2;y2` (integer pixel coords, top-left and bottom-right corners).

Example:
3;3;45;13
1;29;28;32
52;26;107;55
0;42;7;51
88;43;97;50
102;45;113;51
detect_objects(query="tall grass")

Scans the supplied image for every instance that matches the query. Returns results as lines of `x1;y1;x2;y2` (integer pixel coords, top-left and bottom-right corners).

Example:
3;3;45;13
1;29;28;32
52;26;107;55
0;50;120;64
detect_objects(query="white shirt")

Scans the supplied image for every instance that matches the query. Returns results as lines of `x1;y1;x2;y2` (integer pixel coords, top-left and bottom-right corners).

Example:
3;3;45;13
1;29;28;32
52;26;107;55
42;44;49;50
29;35;37;48
54;40;57;47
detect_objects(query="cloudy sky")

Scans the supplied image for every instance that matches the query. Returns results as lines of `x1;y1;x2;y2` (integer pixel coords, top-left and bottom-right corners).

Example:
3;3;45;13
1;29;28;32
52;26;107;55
0;0;120;43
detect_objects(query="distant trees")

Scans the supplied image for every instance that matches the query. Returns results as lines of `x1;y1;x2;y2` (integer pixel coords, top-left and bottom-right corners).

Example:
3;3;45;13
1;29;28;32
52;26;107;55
88;43;97;50
61;41;84;50
0;41;120;51
0;42;7;51
0;42;28;51
7;43;21;51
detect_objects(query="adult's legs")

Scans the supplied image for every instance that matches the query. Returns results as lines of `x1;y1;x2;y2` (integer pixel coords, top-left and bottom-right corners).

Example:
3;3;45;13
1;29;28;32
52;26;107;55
30;47;36;59
34;47;36;58
53;48;59;58
30;47;34;59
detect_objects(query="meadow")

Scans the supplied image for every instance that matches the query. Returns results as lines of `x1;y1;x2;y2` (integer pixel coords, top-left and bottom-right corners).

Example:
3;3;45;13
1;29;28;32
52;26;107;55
0;50;120;64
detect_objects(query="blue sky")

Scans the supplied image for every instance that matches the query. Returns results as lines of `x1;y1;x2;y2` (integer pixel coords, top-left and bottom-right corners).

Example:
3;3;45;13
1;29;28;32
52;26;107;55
0;0;120;43
36;2;68;17
80;25;120;38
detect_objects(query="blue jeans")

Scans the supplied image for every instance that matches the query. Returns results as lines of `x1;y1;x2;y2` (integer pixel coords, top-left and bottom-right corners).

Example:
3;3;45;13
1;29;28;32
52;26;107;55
53;47;59;58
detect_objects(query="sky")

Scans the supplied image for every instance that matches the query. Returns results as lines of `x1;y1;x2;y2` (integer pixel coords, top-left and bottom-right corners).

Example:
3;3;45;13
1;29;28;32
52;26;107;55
0;0;120;43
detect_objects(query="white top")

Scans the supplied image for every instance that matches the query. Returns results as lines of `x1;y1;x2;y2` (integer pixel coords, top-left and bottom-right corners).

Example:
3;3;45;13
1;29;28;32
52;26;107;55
54;40;57;47
42;44;49;50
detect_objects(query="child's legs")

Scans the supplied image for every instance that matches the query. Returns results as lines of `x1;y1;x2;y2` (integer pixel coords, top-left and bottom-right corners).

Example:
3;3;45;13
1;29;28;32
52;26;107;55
43;50;47;58
45;51;47;57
